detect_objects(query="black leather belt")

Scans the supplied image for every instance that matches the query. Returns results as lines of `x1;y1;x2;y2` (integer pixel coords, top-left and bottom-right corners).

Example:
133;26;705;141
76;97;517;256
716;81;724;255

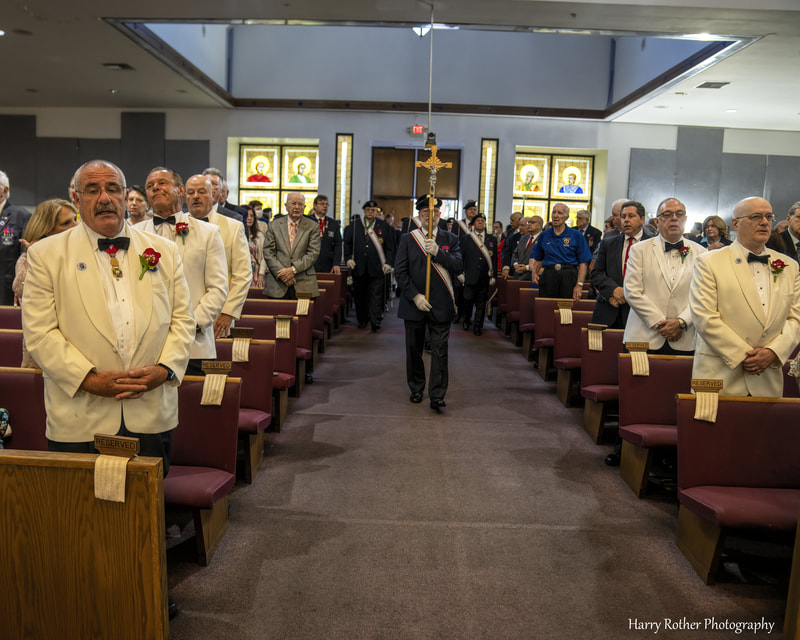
543;264;577;271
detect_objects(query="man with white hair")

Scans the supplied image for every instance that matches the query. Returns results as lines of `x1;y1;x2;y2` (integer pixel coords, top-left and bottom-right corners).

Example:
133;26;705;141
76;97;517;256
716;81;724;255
0;170;32;305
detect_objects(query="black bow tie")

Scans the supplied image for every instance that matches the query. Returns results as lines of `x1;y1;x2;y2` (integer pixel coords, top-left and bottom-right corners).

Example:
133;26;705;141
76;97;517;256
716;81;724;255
199;217;210;223
98;237;130;252
153;216;176;226
664;241;684;252
747;252;770;264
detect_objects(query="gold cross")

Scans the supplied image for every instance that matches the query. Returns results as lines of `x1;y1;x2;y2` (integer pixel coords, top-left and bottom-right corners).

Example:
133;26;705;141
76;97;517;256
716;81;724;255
415;144;452;187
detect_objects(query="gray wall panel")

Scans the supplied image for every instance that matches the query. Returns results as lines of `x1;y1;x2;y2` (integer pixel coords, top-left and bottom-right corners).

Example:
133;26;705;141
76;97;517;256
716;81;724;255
121;113;165;187
764;155;800;220
165;140;210;186
77;139;122;169
0;115;37;204
718;153;766;222
36;138;78;202
627;148;676;217
675;126;723;220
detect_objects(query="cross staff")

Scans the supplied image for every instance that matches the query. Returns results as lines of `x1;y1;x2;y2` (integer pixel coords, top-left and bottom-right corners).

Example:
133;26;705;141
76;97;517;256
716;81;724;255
415;135;452;299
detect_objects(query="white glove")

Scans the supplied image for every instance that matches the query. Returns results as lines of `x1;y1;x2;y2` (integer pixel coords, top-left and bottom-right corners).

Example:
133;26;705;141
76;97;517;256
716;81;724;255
413;294;432;312
424;238;439;257
489;278;496;286
457;273;465;284
346;259;356;270
382;263;393;275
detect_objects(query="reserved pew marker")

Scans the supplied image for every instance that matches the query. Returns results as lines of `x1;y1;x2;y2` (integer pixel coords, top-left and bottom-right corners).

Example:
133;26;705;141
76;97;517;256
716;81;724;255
93;434;139;503
201;361;232;406
587;323;607;352
626;342;650;376
692;379;723;422
230;327;254;362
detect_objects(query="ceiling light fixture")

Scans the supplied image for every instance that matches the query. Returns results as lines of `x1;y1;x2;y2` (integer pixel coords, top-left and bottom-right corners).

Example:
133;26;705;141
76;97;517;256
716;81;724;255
725;109;737;113
0;30;5;37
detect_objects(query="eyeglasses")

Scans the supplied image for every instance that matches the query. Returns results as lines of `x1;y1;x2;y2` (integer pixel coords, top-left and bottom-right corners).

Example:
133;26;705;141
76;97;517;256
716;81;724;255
78;184;125;197
658;210;686;220
735;213;774;223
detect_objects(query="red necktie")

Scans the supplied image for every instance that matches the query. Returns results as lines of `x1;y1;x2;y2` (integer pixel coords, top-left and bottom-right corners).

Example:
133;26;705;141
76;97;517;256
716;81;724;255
525;236;533;252
623;237;634;280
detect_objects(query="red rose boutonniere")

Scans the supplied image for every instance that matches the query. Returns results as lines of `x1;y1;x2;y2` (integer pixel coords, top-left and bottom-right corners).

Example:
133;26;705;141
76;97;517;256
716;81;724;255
175;222;189;245
138;248;161;280
771;259;787;283
678;246;690;264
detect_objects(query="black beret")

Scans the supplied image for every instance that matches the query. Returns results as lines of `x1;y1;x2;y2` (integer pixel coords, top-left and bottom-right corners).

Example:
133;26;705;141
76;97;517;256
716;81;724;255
415;194;442;211
472;213;486;221
464;200;478;210
363;200;378;209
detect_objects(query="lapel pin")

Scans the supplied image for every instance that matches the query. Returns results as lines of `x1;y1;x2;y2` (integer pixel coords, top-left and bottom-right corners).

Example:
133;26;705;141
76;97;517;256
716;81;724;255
77;262;87;271
735;258;742;264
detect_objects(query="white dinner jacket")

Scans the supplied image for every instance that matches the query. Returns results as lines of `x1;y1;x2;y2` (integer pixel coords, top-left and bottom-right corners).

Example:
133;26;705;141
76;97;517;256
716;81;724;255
690;241;800;396
206;210;252;319
623;235;706;351
136;212;228;359
22;224;195;442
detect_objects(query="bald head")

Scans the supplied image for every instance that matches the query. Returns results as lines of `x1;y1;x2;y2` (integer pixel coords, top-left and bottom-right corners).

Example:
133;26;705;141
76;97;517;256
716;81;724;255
732;196;773;253
185;174;215;218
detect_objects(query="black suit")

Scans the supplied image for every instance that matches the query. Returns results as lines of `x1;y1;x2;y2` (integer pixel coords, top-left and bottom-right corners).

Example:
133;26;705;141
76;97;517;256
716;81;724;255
461;233;497;329
217;204;248;240
224;201;248;218
307;214;343;272
344;217;395;329
590;229;654;329
395;229;462;401
0;202;31;305
780;230;800;263
580;224;602;254
502;231;522;270
510;233;540;281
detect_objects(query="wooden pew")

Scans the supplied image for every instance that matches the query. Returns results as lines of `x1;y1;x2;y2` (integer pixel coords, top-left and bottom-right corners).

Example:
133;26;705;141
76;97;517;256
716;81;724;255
215;339;276;483
318;273;345;328
786;511;800;640
552;310;595;407
519;287;539;361
0;328;24;367
503;280;528;341
237;315;299;429
165;375;241;566
617;354;694;497
579;327;626;443
0;304;22;329
243;296;315;375
532;298;595;380
1;450;169;639
675;394;800;584
0;366;48;451
493;277;507;327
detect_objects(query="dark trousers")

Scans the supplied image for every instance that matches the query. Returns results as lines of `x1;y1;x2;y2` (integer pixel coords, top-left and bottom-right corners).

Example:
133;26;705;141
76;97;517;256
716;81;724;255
48;417;174;478
404;318;450;400
463;279;489;328
453;281;465;321
538;266;578;298
185;358;206;377
650;342;694;357
354;273;384;327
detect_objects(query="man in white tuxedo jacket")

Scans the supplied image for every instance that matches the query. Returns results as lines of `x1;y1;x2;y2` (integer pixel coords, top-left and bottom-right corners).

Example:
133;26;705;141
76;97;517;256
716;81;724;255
22;160;195;461
623;197;706;354
138;168;228;375
186;174;252;338
691;196;800;396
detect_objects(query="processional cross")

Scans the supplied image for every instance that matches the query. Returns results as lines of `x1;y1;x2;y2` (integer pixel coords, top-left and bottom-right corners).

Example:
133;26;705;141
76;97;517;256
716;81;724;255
415;133;452;299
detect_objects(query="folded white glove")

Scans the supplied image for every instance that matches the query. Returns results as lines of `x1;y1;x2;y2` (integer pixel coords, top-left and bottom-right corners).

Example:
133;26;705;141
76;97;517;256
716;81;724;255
382;263;393;275
457;273;465;284
424;238;439;257
346;259;356;270
413;294;432;312
489;278;496;286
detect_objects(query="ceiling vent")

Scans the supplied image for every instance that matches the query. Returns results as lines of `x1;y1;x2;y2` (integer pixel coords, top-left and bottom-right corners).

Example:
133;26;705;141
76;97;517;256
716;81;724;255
696;81;730;89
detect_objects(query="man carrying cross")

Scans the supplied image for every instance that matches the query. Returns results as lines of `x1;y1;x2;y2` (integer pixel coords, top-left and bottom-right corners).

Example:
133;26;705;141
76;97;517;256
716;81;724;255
395;195;462;411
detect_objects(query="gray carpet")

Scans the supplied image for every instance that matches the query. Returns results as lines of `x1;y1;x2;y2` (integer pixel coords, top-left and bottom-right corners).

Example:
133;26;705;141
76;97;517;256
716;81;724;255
167;310;789;639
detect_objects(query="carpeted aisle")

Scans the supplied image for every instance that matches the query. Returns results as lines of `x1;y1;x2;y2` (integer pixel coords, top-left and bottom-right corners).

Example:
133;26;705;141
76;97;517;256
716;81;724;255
167;309;788;639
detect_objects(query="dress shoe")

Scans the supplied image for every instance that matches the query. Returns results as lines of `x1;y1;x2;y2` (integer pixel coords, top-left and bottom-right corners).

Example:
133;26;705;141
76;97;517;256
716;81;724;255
473;326;482;336
430;398;446;411
168;596;178;620
605;451;621;466
371;324;380;333
357;322;367;329
462;319;471;331
305;373;313;384
409;392;423;404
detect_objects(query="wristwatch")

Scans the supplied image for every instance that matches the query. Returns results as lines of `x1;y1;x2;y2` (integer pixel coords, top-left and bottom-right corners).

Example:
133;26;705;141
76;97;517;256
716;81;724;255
678;318;687;330
577;281;584;286
157;363;176;381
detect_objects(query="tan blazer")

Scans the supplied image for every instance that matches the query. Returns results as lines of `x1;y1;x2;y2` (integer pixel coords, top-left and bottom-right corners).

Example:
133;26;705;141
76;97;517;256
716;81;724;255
262;215;321;298
206;210;252;319
22;224;195;442
136;213;228;359
623;236;706;352
690;241;800;396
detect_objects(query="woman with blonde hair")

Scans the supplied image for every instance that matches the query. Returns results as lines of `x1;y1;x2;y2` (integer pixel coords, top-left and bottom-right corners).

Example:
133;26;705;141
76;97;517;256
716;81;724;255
700;215;732;250
12;198;78;366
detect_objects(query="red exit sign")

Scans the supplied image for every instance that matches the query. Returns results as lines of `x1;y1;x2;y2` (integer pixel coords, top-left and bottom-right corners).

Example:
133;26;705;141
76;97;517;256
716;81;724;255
411;125;424;134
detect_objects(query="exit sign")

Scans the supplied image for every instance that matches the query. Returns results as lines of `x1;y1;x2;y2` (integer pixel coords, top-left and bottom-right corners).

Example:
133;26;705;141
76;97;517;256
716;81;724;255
411;125;424;134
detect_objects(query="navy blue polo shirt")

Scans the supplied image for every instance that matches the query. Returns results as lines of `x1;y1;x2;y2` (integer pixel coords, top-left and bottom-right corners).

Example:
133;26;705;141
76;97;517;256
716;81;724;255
531;226;593;266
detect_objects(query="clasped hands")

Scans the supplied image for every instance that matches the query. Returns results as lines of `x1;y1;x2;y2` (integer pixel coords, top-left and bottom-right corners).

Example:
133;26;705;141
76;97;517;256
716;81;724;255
81;366;169;400
655;318;684;342
608;286;626;308
276;267;296;287
742;347;777;376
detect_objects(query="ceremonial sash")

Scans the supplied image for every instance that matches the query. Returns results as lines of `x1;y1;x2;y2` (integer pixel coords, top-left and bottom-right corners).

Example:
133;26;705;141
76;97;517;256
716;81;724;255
456;219;470;235
410;229;456;308
468;232;493;276
363;219;387;267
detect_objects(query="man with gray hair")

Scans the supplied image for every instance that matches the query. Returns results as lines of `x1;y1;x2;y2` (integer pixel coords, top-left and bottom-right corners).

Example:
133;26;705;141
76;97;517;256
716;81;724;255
0;170;31;305
202;167;248;239
575;209;602;253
